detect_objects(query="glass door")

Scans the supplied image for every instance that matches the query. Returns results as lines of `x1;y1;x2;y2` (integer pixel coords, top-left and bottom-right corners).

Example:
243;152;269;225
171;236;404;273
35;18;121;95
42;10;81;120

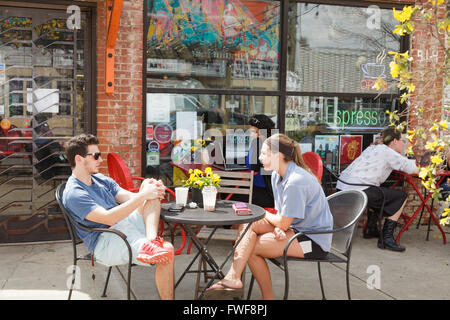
0;5;92;243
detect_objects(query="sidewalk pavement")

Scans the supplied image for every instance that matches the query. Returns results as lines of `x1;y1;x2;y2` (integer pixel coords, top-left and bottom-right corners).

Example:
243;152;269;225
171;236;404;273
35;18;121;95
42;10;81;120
0;225;449;300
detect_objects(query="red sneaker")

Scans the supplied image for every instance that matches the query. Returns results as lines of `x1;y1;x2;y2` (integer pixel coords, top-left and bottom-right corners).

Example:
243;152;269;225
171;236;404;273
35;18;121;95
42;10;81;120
137;237;173;265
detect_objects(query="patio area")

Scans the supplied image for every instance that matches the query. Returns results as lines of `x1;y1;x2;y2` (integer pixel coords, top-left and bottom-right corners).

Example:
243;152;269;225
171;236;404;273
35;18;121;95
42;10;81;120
0;225;449;300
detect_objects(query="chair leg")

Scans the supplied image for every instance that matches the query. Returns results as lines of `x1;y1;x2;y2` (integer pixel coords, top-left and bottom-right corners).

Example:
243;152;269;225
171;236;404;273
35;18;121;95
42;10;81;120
68;262;77;300
126;264;132;300
317;262;326;300
101;266;113;298
346;262;351;300
247;275;255;300
283;262;290;300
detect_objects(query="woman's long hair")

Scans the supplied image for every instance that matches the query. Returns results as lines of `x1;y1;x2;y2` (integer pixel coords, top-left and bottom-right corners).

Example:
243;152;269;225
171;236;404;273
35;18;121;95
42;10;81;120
265;133;315;177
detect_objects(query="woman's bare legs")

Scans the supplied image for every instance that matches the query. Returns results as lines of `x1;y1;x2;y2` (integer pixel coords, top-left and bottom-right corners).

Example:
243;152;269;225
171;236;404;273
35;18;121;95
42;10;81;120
215;218;275;289
247;229;303;299
216;218;303;295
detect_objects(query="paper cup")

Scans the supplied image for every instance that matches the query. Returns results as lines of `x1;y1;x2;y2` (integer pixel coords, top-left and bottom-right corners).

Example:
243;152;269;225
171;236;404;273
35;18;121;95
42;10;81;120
175;187;189;206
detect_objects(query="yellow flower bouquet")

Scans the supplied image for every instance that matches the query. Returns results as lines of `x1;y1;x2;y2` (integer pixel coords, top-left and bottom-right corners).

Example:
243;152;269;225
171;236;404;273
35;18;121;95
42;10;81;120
183;167;221;190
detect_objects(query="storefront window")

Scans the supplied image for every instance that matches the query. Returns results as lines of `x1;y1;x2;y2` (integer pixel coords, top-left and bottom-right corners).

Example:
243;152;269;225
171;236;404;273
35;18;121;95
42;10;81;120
285;3;403;174
287;3;400;94
145;92;278;184
145;1;406;181
146;0;280;91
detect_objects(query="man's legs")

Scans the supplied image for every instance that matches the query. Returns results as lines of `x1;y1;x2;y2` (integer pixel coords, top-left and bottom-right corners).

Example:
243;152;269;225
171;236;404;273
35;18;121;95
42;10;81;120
137;189;175;300
155;241;175;300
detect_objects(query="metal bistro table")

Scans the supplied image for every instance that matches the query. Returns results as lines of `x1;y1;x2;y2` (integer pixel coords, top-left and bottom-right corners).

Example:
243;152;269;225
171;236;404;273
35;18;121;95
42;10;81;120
161;200;266;299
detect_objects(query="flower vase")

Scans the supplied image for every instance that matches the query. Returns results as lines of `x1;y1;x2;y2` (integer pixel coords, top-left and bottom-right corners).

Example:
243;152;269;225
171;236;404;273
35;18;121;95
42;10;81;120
191;188;203;208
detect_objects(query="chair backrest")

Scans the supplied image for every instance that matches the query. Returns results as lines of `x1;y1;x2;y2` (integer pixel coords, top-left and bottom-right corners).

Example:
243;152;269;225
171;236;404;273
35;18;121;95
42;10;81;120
55;182;82;246
107;152;134;190
327;189;367;256
213;170;254;204
302;152;323;182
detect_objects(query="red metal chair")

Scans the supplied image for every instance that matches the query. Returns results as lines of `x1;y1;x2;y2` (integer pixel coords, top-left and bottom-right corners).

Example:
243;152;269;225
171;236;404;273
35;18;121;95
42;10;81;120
302;152;324;182
107;152;186;255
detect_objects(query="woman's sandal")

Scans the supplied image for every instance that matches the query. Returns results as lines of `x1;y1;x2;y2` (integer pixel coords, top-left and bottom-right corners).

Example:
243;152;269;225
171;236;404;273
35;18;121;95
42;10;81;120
203;281;243;300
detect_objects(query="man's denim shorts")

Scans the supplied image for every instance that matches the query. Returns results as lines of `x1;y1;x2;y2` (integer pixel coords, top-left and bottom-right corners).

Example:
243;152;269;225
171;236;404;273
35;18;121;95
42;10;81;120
93;210;150;267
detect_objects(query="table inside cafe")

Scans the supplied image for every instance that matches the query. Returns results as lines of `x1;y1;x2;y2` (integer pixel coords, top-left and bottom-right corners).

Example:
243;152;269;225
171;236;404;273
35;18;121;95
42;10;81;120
160;200;266;299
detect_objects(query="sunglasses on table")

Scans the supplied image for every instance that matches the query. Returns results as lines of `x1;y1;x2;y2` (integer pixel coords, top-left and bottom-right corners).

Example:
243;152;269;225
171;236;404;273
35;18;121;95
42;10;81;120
85;152;102;160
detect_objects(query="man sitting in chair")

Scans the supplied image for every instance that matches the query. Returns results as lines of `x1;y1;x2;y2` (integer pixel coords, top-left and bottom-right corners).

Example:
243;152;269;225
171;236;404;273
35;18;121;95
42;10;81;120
62;133;174;300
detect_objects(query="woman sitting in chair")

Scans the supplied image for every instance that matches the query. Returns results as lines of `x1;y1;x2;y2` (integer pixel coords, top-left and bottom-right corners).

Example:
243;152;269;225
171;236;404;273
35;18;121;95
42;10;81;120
205;133;333;300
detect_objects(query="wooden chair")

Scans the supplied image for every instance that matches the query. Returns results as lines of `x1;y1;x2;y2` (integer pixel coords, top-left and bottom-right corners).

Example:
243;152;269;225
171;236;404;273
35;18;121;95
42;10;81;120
194;170;254;299
107;152;186;255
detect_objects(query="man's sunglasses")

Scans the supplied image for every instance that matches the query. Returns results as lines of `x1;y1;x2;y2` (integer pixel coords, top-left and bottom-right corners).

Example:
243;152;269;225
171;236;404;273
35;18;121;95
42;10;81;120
85;152;102;160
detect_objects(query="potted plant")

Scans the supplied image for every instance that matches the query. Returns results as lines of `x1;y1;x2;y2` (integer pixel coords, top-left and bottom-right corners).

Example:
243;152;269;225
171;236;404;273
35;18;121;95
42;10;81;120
183;167;221;207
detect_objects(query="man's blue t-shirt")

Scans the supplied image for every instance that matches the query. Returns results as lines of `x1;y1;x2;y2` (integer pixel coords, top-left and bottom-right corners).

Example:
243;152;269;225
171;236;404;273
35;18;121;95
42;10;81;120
62;174;122;252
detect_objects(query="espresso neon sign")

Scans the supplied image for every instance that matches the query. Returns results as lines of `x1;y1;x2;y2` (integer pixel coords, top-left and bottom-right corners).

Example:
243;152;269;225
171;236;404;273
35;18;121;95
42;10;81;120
325;105;389;128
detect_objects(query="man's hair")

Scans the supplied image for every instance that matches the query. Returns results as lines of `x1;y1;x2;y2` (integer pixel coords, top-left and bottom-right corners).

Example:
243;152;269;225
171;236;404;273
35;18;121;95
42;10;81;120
381;127;402;146
65;133;99;167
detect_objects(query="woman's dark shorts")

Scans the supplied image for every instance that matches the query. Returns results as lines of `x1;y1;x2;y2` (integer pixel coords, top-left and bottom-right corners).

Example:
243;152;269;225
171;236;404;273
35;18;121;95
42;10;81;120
362;186;407;217
295;233;329;259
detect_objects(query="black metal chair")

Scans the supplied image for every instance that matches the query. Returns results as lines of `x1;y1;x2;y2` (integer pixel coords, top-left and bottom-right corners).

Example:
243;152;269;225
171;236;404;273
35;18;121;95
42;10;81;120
247;189;368;300
323;167;386;247
55;182;134;300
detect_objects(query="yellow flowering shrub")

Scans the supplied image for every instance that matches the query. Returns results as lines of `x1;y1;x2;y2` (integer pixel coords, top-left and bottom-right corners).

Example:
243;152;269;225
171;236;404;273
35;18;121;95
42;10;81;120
376;1;450;225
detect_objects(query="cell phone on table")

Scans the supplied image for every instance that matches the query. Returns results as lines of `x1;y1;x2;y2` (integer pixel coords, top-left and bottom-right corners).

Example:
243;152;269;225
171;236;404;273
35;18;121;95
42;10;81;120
168;204;184;212
233;202;252;215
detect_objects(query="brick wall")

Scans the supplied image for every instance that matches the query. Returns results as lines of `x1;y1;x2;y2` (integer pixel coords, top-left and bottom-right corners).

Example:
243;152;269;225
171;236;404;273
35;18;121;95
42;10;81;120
96;0;144;177
402;1;446;217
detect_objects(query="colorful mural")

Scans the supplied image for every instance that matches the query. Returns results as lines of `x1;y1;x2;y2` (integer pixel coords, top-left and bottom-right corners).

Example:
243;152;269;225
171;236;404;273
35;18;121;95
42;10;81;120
147;0;279;63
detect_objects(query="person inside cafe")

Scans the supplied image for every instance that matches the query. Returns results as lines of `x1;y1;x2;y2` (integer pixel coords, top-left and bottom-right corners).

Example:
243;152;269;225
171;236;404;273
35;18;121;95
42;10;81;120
230;114;276;208
336;126;419;252
205;133;333;300
62;133;174;300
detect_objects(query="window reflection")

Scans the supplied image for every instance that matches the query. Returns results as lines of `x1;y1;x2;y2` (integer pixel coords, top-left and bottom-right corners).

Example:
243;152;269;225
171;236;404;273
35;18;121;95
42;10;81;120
287;3;400;94
147;0;280;91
